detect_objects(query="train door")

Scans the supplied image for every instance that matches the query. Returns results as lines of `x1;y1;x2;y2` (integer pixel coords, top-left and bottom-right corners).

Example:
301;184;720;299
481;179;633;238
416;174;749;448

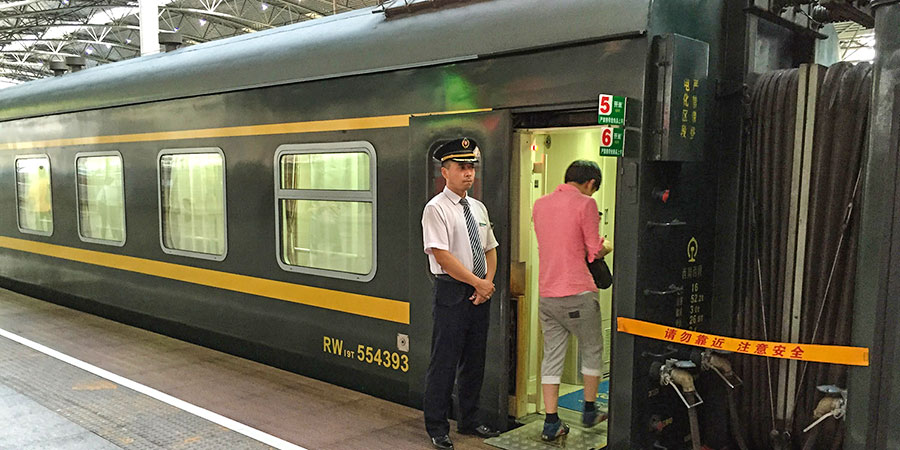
406;110;513;431
510;127;617;447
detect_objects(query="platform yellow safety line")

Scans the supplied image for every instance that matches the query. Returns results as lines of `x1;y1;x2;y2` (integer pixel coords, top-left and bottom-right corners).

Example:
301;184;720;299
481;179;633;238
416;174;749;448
0;236;409;325
617;317;869;366
0;108;493;151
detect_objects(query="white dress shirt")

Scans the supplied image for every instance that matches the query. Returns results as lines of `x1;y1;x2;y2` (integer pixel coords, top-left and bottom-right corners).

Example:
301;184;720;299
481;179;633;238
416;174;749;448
422;186;499;276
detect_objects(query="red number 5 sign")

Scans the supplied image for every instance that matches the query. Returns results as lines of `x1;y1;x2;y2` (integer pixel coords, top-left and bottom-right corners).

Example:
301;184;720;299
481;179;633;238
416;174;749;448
599;94;612;115
597;93;625;126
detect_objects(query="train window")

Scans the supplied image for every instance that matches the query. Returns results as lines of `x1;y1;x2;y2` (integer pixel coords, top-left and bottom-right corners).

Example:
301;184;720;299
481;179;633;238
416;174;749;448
157;148;227;261
75;152;126;246
14;155;53;236
280;153;370;191
274;142;376;282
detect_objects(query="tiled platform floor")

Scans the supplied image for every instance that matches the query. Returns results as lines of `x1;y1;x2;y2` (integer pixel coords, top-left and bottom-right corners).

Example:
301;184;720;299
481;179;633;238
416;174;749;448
0;383;120;450
0;288;496;450
0;335;270;450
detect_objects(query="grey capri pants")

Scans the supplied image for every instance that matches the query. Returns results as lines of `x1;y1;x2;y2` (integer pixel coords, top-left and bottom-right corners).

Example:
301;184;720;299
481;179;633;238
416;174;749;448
539;291;603;385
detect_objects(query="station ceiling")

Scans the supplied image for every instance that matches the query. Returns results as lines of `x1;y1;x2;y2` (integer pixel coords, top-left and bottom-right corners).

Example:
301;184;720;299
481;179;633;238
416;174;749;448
0;0;877;89
0;0;380;87
833;20;875;62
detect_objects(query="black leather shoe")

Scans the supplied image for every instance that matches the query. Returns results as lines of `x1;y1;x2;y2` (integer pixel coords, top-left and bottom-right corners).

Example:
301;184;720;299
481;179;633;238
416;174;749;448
431;434;454;450
458;424;501;438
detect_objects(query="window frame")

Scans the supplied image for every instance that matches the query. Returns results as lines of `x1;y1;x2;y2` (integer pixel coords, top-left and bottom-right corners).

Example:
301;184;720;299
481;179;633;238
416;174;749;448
273;141;377;282
14;154;53;237
156;147;228;261
74;151;127;247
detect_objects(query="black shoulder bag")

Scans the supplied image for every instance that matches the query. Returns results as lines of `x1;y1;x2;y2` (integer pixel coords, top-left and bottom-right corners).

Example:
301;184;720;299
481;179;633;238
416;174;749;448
587;257;612;289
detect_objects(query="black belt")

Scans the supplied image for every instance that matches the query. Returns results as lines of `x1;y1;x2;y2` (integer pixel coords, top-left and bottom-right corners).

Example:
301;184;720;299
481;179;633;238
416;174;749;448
434;274;487;284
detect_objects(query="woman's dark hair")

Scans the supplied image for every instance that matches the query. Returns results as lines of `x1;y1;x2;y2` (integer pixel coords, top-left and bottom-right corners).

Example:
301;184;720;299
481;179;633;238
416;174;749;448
564;160;602;186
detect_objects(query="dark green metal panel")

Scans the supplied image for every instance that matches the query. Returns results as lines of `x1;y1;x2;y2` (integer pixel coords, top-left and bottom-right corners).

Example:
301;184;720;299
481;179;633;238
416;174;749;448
608;1;735;448
647;34;710;162
648;0;724;75
847;3;900;449
711;0;754;341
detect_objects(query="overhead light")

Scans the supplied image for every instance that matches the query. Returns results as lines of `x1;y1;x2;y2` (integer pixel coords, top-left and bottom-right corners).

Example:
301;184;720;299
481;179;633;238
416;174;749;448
105;43;111;49
261;3;268;10
125;38;132;44
85;47;94;55
61;0;69;5
199;18;207;25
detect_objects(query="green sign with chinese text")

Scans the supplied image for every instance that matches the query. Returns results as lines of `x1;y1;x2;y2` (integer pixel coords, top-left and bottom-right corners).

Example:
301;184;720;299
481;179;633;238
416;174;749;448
599;127;625;157
598;94;626;125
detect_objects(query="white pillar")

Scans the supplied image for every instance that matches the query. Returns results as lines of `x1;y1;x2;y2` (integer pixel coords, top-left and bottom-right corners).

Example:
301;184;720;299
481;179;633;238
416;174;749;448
139;0;159;56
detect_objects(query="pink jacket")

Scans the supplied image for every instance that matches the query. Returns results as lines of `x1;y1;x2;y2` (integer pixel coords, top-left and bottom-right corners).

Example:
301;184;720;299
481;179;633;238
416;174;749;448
532;184;604;298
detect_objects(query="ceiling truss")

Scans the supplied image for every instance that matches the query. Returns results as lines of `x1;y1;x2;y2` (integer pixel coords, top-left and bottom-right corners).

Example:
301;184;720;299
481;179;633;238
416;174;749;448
0;0;380;87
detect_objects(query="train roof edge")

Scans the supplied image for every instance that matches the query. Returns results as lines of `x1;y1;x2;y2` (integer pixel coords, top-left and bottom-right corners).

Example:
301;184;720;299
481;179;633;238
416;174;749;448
0;0;651;123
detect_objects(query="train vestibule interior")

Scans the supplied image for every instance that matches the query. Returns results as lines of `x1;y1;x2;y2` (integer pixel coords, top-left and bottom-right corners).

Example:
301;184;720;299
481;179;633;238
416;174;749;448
510;127;617;431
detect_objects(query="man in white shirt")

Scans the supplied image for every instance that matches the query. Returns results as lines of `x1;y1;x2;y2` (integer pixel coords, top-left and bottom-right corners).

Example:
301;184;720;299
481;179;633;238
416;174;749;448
421;137;500;450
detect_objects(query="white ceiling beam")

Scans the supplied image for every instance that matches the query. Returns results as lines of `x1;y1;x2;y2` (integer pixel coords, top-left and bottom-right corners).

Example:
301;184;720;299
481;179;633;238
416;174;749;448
0;0;45;12
139;0;159;55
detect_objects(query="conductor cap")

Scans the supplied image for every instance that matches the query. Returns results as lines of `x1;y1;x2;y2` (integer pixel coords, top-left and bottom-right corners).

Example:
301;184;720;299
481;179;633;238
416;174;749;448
432;137;481;163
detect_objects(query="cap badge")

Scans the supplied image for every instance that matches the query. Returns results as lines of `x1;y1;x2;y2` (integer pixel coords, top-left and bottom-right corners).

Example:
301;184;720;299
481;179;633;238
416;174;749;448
462;138;470;149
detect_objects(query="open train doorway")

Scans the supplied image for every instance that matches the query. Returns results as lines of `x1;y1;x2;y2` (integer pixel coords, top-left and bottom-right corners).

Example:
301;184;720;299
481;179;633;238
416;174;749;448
509;126;617;447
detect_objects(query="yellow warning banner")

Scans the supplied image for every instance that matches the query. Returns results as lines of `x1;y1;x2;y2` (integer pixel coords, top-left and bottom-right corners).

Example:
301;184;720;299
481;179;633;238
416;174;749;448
617;317;869;366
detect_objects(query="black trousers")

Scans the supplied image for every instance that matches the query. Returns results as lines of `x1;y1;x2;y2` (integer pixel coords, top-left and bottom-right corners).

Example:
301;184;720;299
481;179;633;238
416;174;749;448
423;276;491;438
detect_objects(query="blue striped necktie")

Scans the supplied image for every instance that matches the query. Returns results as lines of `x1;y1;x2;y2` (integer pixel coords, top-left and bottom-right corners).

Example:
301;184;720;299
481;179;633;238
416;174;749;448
459;197;487;279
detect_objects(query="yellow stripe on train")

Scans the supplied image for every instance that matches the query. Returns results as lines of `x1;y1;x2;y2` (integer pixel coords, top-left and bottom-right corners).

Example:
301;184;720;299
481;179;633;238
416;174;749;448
0;108;491;151
0;236;409;324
